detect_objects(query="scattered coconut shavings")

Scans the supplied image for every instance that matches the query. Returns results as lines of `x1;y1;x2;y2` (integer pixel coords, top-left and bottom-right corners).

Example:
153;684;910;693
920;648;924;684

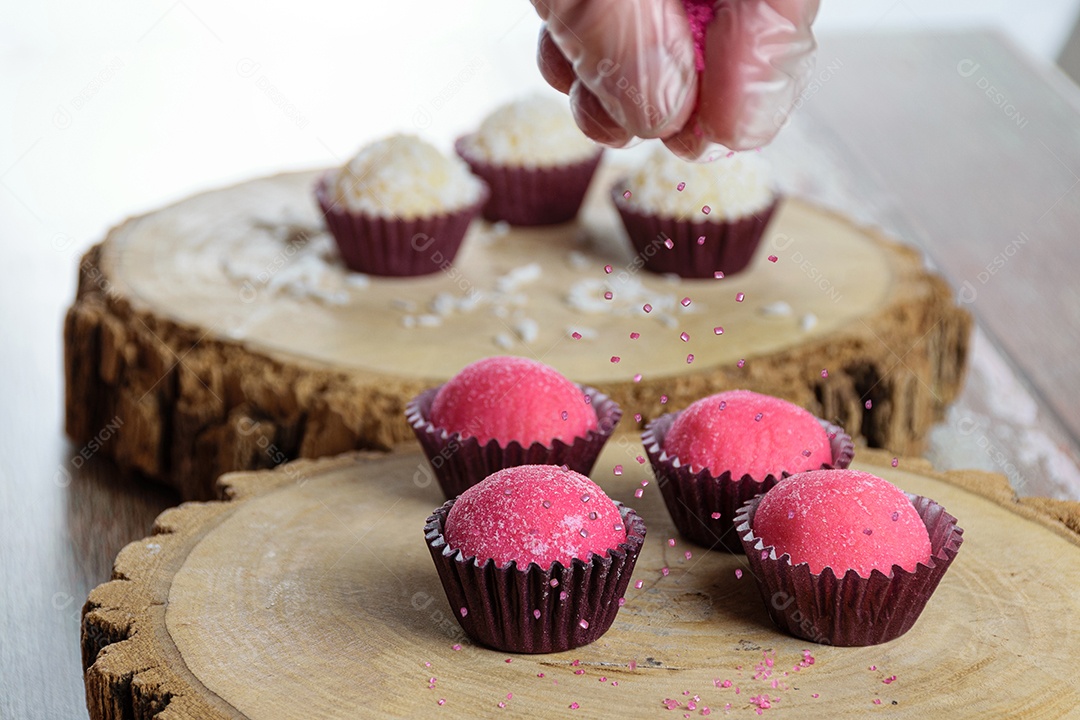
513;318;539;344
800;313;818;331
494;333;514;349
759;301;792;317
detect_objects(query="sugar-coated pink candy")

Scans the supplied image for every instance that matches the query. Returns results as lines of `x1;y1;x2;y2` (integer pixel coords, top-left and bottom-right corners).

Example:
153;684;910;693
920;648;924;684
664;390;831;479
754;469;932;577
444;465;626;570
430;356;597;446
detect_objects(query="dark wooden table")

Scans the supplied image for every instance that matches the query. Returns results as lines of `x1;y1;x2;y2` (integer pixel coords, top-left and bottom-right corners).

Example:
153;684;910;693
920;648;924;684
3;30;1079;719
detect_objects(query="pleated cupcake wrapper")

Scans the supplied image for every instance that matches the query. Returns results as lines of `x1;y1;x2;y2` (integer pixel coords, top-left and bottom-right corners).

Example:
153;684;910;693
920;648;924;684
611;184;779;279
736;493;964;647
406;384;623;500
643;411;854;553
455;137;603;226
424;500;647;653
314;171;488;277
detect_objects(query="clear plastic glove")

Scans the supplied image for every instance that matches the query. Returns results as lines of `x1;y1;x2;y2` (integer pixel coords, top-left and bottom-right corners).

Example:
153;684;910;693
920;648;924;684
533;0;820;159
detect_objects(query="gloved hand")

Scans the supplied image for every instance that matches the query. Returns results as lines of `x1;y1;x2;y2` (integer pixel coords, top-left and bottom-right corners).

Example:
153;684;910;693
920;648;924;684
533;0;820;159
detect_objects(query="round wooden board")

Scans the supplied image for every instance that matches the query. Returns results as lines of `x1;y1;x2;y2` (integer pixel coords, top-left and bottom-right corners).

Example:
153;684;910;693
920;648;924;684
65;163;970;499
83;445;1080;719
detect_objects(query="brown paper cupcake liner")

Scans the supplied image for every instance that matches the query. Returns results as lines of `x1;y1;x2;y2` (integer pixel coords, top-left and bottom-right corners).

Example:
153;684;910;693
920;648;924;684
424;499;647;653
455;137;602;226
314;171;488;277
407;384;622;500
736;493;963;646
611;183;778;279
643;412;854;553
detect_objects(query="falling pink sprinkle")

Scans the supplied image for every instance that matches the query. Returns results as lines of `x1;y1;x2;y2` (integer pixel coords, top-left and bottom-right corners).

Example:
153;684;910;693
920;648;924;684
821;369;829;378
892;457;899;467
697;236;706;245
604;264;613;274
438;699;446;706
571;331;582;340
604;291;613;300
711;512;721;519
630;332;640;339
681;297;692;307
550;579;559;587
714;271;725;279
611;356;620;363
459;607;468;617
635;580;644;589
623;190;631;199
677;182;686;191
570;702;580;710
736;292;745;302
634;488;643;498
636;455;646;464
643;303;652;313
735;568;743;579
634;413;642;422
633;373;642;383
737;358;746;368
714;326;724;335
865;399;873;409
660;395;668;404
579;619;590;629
661;567;670;577
768;255;778;263
680;331;690;342
451;644;462;651
702;205;711;215
684;551;692;560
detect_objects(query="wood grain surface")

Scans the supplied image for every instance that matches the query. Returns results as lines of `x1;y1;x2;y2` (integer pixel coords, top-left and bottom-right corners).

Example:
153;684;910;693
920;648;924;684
82;446;1080;719
5;31;1080;720
64;165;969;499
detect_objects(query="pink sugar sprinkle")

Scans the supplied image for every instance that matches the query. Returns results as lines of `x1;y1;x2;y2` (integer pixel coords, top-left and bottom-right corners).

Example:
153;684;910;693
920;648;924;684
429;677;437;684
681;297;692;307
571;331;582;340
571;659;580;667
865;399;873;409
604;291;613;300
684;551;692;560
498;702;506;708
711;512;721;519
579;619;590;629
634;413;642;422
892;457;899;467
599;677;607;682
714;271;725;279
550;579;559;587
873;699;882;705
451;644;461;651
768;255;778;263
736;292;745;302
437;698;446;706
714;326;724;335
634;488;644;498
641;480;649;487
812;694;819;699
459;607;468;617
604;264;613;274
629;660;638;670
560;591;568;600
612;681;619;686
680;332;690;342
635;580;644;589
424;662;431;667
668;538;676;546
702;205;711;215
618;597;626;606
574;669;585;675
821;369;829;378
505;658;512;663
630;332;640;339
702;709;710;716
636;455;646;464
538;672;545;678
643;303;653;313
697;236;706;245
614;464;624;475
660;395;669;404
533;609;541;619
611;356;620;363
869;665;877;671
677;182;686;191
664;238;675;250
884;675;897;684
735;569;743;579
661;567;670;577
570;702;580;709
737;359;745;368
623;190;632;199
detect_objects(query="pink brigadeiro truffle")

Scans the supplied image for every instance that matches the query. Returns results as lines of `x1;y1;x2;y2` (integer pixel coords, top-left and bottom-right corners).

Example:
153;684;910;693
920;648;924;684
445;465;626;570
425;465;646;653
430;356;597;447
753;469;932;578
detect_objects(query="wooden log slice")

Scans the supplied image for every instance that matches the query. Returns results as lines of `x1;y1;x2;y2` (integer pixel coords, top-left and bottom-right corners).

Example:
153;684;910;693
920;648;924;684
82;445;1080;719
65;165;970;498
